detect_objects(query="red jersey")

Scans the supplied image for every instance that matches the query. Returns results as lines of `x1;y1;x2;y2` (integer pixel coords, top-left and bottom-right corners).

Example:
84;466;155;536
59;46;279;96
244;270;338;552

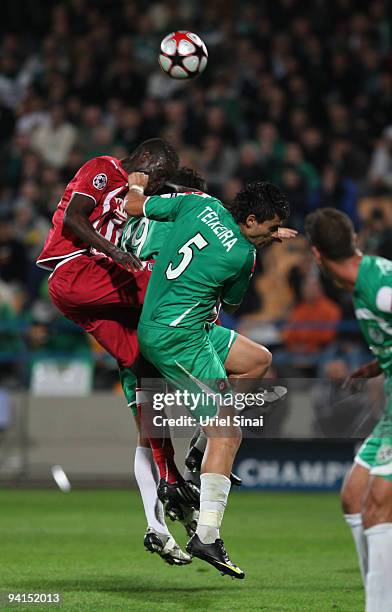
37;156;129;270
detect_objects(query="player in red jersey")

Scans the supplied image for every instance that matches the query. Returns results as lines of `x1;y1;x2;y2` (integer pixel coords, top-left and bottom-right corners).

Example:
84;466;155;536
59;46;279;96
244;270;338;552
37;139;198;566
37;139;178;370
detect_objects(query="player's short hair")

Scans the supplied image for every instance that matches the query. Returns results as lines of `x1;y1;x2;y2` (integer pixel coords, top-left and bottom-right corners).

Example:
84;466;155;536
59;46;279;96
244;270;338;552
305;208;356;260
155;167;207;195
228;181;290;224
124;138;179;174
170;166;207;192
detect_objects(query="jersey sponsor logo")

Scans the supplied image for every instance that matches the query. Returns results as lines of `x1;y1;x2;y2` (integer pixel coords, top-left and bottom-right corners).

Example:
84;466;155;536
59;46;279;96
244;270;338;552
197;206;238;252
93;173;108;190
112;197;127;224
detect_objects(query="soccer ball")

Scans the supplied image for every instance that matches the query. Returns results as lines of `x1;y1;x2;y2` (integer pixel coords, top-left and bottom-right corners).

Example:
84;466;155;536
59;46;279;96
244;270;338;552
158;31;208;80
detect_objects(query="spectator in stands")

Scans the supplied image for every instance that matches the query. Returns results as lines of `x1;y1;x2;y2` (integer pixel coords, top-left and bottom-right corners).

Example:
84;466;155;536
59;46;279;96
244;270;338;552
31;105;77;168
282;275;342;374
308;165;359;226
369;126;392;192
0;220;27;285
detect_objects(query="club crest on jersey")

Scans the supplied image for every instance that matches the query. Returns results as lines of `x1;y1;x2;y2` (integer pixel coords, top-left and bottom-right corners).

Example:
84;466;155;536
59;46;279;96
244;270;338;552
93;173;107;190
377;444;392;465
217;378;230;392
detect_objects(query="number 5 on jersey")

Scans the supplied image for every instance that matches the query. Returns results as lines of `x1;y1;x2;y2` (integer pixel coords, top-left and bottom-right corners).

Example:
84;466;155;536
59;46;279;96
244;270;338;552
166;233;208;280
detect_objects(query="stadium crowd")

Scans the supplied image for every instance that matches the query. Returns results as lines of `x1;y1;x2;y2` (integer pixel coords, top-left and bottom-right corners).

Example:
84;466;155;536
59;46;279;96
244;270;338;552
0;0;391;390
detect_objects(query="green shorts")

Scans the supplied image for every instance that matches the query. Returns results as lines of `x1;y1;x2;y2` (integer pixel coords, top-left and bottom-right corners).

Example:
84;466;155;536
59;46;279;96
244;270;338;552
122;323;238;416
206;322;238;365
137;321;234;419
355;387;392;481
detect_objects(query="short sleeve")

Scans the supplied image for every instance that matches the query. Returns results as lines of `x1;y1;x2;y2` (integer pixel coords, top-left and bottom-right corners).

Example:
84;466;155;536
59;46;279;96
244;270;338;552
144;193;188;222
222;250;256;307
71;158;121;204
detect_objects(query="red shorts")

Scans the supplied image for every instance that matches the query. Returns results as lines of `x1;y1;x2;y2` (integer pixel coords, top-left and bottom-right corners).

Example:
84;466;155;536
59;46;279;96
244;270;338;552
48;254;152;369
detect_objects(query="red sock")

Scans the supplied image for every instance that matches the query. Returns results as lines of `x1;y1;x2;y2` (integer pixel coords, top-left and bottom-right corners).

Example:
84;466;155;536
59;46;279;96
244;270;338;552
148;436;183;484
137;402;182;484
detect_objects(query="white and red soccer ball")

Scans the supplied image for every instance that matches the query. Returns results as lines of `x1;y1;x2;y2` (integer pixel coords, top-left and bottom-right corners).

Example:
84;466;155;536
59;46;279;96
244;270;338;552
159;31;208;80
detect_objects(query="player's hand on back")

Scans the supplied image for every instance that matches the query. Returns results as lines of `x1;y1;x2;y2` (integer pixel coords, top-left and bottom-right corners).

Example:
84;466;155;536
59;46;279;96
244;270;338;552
128;172;149;193
111;247;143;272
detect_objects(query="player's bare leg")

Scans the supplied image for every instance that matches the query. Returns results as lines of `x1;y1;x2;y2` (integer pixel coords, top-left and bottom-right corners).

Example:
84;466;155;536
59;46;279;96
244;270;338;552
185;334;272;484
341;462;370;584
186;336;274;578
226;334;286;402
362;475;392;611
225;334;272;386
187;407;245;579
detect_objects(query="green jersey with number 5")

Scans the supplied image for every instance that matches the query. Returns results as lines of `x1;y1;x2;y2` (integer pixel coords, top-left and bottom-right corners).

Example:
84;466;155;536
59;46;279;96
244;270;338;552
353;255;392;379
139;191;256;329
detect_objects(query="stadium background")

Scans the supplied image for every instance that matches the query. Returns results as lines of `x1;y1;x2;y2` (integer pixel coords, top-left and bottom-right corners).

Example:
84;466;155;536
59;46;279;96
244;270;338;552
0;1;391;479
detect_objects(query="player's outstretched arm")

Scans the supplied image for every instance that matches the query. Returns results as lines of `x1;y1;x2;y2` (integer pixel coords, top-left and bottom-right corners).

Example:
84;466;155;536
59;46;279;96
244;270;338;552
124;172;149;217
64;194;143;271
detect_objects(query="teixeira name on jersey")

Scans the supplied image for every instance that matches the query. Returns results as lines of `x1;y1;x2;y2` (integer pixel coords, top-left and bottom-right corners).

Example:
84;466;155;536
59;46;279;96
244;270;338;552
197;205;238;252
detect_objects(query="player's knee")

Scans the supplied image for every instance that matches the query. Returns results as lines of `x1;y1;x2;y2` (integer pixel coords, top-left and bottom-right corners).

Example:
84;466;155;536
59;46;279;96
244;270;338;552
362;480;392;529
254;345;272;376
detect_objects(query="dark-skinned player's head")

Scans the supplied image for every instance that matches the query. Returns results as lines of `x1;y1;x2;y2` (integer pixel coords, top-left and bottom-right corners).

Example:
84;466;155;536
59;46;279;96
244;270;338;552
305;208;359;290
227;181;290;249
122;138;179;195
167;166;207;193
154;166;207;195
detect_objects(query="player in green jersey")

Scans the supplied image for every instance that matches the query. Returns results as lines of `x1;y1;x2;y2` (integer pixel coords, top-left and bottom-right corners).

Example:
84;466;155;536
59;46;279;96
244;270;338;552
306;208;392;611
125;172;293;579
122;168;209;563
121;167;285;563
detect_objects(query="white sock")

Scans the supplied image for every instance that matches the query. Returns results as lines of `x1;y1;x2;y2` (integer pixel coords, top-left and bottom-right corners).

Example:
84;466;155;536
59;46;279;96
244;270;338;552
365;523;392;612
196;473;231;544
344;513;368;585
134;446;169;536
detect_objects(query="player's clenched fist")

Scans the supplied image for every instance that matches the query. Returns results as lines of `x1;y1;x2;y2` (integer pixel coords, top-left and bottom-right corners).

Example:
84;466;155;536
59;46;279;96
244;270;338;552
128;172;149;193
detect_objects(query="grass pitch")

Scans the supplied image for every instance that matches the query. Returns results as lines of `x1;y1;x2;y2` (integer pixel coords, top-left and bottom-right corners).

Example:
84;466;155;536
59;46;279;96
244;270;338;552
0;490;363;611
